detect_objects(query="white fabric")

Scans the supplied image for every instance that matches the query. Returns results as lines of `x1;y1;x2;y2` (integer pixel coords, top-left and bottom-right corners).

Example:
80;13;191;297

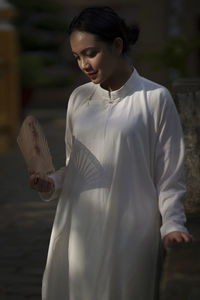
39;167;66;201
41;69;188;300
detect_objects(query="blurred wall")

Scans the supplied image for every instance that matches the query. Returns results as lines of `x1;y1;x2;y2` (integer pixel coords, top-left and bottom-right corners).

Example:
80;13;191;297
0;1;19;154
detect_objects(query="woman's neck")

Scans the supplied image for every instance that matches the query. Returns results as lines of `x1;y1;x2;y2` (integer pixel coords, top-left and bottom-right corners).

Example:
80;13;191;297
101;60;133;92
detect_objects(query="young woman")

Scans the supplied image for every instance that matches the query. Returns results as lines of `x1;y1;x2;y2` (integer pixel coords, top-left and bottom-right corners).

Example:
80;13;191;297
30;6;193;300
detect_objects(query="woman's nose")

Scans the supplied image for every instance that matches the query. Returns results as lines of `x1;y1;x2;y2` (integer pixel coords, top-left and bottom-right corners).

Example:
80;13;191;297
80;58;89;69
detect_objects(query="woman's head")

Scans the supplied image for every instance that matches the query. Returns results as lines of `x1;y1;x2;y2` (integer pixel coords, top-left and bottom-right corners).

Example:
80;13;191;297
68;6;139;54
69;7;139;90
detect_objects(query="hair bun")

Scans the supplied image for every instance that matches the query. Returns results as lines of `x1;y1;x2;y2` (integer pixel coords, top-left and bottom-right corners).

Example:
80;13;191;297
119;19;140;52
128;25;140;45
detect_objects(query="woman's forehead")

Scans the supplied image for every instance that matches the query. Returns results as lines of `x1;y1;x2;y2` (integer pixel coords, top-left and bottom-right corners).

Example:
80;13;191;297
70;31;96;45
70;31;103;52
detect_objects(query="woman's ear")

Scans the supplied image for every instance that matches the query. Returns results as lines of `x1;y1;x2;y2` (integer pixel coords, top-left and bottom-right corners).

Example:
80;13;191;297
113;37;123;56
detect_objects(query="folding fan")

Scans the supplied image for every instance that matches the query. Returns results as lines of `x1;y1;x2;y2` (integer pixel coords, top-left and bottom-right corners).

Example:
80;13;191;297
17;115;55;174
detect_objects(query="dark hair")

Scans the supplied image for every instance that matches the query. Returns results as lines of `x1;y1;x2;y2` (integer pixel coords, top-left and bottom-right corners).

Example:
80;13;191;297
68;6;139;54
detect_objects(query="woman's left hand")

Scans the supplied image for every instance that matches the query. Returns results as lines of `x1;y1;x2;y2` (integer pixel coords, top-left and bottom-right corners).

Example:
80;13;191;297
163;231;194;251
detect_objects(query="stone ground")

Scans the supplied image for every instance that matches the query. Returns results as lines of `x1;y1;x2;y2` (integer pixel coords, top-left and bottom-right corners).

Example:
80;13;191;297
0;109;66;300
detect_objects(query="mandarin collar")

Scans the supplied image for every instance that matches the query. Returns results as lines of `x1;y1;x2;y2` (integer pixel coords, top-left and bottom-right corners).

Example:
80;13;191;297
94;68;139;103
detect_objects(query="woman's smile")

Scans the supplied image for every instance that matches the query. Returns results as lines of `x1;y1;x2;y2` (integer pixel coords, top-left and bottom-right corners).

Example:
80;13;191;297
87;71;98;79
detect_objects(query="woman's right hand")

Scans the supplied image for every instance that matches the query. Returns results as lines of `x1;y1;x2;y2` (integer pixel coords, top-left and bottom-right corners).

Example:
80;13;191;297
29;170;55;193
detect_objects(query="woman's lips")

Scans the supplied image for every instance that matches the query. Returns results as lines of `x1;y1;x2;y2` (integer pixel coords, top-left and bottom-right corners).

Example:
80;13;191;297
87;71;98;79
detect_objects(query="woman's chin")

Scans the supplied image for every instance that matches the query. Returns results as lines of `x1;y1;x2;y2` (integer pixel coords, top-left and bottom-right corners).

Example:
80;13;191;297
90;77;101;84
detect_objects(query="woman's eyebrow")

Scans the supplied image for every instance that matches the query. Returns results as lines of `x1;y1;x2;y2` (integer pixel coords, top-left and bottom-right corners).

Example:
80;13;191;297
72;47;96;56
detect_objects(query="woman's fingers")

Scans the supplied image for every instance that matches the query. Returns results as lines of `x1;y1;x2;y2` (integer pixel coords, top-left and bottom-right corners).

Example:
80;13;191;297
29;173;38;189
163;231;194;251
37;177;54;192
180;232;194;243
172;233;182;243
29;172;54;193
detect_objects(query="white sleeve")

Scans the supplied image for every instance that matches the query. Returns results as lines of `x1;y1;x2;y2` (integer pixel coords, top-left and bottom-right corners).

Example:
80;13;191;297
39;93;74;201
154;89;189;239
39;167;66;201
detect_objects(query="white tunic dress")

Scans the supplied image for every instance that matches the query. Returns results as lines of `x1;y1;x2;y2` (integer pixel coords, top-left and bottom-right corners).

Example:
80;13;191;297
41;69;188;300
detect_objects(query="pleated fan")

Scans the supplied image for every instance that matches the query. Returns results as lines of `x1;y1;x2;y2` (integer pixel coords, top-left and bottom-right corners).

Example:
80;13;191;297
68;139;109;192
17;115;55;174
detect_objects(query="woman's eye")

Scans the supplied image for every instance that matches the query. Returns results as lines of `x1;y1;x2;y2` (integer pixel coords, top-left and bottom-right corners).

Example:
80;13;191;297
87;51;97;58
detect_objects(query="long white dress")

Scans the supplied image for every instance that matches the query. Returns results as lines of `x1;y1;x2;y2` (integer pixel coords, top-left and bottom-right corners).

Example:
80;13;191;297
41;69;188;300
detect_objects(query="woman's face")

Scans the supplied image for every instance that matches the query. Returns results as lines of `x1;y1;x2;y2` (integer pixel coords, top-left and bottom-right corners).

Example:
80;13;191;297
70;31;121;89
